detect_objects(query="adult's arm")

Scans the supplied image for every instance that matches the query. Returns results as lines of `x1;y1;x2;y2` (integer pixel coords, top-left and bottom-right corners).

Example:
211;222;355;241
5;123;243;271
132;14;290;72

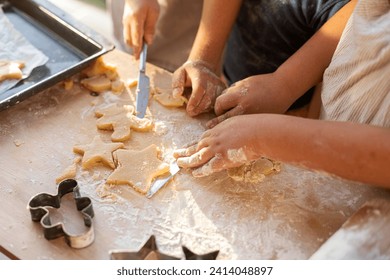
172;0;243;116
188;0;243;71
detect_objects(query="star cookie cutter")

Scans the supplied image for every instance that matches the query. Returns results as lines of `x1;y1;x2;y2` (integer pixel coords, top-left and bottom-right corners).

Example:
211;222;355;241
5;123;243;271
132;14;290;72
109;235;179;260
182;246;219;260
27;179;95;249
109;235;219;260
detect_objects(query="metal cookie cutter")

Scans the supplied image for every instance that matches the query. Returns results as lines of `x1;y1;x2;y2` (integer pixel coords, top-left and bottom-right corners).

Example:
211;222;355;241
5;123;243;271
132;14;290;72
109;235;179;260
109;235;220;260
182;246;219;260
27;179;95;249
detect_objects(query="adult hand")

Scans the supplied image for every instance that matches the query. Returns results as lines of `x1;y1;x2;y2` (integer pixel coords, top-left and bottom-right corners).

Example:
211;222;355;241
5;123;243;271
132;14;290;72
174;115;263;177
123;0;160;59
172;60;227;117
207;73;293;128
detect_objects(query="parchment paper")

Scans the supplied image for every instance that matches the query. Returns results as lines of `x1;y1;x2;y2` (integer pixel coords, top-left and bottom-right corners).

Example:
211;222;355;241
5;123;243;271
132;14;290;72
0;7;48;94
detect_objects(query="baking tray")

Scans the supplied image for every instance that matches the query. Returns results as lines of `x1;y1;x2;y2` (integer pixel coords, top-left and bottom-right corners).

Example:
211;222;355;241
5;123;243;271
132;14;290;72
0;0;115;111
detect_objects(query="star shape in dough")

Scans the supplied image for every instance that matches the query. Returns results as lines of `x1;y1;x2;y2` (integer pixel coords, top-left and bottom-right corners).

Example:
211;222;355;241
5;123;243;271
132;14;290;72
107;144;169;194
109;235;179;260
95;104;153;142
73;136;124;169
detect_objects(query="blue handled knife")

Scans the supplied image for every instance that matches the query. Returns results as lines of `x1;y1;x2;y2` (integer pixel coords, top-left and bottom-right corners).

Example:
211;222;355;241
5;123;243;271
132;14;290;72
135;43;150;118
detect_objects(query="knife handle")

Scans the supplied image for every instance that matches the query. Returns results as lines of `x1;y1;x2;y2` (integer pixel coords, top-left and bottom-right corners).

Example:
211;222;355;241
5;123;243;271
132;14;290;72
139;43;148;73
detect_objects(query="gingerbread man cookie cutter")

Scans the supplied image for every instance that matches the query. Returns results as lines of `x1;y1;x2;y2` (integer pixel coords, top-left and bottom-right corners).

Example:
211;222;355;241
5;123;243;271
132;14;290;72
27;179;95;249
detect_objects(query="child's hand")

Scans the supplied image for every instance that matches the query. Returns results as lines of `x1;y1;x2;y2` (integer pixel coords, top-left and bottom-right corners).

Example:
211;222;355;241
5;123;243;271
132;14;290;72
207;73;293;128
172;60;226;117
123;0;160;59
174;115;263;177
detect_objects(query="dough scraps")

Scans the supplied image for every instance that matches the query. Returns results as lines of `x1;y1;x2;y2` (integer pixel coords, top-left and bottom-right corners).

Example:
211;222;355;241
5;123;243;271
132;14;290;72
82;56;118;80
111;78;125;93
81;75;112;93
13;138;24;147
73;135;124;169
0;60;25;83
63;78;74;90
127;78;138;88
107;144;169;194
227;157;281;183
55;157;81;184
153;87;188;107
80;56;125;94
95;104;153;142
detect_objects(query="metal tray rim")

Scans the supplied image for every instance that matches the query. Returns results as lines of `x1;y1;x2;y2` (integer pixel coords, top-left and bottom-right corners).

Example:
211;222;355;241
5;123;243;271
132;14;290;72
0;0;115;111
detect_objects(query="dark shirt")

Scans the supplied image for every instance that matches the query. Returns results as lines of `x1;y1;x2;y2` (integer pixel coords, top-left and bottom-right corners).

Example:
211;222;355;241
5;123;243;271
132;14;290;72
223;0;350;108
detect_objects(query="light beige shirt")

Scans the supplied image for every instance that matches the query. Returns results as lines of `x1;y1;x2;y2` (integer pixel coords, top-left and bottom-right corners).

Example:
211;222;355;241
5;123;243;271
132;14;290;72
320;0;390;127
107;0;202;72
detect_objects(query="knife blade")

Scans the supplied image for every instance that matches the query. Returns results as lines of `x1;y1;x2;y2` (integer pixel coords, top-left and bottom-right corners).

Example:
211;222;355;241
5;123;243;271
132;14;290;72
146;161;181;198
135;43;150;118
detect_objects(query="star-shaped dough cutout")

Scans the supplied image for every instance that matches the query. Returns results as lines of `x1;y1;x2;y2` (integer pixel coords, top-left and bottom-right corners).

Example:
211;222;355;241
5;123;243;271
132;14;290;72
107;144;169;194
109;235;179;260
95;104;153;142
73;136;124;169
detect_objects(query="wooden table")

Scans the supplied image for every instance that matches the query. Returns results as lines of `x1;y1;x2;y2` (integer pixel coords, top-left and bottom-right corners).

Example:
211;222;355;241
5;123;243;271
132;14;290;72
311;199;390;259
1;50;389;260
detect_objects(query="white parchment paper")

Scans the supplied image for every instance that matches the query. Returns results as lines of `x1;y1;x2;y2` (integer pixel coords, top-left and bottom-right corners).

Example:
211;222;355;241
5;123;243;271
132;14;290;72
0;7;49;94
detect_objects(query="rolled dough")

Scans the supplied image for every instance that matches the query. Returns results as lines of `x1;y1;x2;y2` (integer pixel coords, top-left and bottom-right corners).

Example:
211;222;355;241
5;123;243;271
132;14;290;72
107;144;170;194
153;87;188;107
73;135;124;169
95;104;153;142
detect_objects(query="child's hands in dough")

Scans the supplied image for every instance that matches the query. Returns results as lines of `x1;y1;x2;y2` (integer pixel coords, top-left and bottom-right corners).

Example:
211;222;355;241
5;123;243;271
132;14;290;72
174;115;263;177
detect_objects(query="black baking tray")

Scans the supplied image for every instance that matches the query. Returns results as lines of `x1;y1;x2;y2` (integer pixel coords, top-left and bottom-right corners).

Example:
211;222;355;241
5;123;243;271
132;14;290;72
0;0;115;111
